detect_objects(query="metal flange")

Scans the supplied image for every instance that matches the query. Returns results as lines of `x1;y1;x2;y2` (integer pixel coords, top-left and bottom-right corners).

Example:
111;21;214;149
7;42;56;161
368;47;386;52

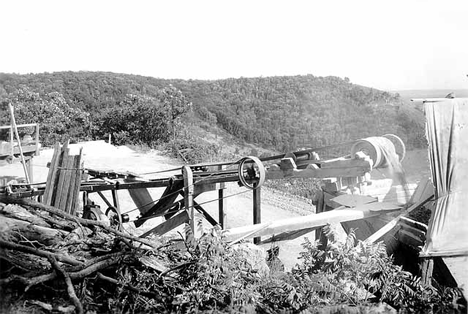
238;156;266;190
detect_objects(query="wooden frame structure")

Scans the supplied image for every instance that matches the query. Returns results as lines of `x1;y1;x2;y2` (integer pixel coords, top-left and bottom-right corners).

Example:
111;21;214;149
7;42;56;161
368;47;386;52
0;122;40;183
3;136;403;246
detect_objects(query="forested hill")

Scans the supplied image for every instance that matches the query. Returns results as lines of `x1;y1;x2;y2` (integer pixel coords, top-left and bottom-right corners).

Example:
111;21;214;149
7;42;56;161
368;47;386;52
0;71;426;153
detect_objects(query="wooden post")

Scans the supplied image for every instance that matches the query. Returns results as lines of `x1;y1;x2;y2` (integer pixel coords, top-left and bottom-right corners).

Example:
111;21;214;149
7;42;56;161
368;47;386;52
35;123;40;155
253;184;261;244
218;165;225;229
25;156;33;184
183;166;199;238
315;190;325;242
111;189;120;212
421;258;434;286
8;103;30;183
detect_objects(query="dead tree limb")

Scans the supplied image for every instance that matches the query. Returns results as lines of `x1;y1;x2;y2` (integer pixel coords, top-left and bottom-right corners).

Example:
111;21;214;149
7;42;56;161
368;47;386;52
1;253;126;289
48;256;84;314
0;239;82;266
0;215;69;246
3;198;158;249
28;206;79;231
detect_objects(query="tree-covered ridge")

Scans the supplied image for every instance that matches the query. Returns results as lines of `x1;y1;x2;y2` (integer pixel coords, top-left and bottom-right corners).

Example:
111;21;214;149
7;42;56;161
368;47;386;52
0;71;426;152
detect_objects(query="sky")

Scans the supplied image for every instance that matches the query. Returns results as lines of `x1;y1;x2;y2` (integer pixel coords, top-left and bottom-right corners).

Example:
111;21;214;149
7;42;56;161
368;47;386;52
1;0;467;91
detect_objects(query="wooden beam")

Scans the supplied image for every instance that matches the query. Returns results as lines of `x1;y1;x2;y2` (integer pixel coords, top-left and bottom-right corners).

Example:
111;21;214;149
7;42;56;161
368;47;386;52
265;162;371;180
126;187;155;215
260;227;315;244
139;211;189;238
223;202;402;242
364;194;433;244
193;200;218;226
54;142;69;208
183;166;200;238
43;143;61;205
253;185;261;244
133;180;183;227
218;188;225;229
111;189;120;212
8;103;30;183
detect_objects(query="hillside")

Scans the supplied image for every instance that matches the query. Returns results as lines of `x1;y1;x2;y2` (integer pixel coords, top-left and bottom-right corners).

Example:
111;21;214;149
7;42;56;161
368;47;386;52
0;72;426;158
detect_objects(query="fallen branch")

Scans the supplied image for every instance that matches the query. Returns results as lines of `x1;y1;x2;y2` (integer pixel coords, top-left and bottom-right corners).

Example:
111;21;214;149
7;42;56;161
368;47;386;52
0;215;69;246
28;206;79;231
3;198;158;249
0;239;83;266
1;253;126;289
48;256;84;314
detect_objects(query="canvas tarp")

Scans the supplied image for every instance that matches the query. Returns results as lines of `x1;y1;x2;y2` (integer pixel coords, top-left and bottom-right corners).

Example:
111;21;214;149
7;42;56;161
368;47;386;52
421;98;468;257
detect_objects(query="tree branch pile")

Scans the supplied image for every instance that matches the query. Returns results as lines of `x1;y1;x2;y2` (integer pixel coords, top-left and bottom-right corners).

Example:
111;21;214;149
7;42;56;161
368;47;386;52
2;197;463;313
0;197;172;314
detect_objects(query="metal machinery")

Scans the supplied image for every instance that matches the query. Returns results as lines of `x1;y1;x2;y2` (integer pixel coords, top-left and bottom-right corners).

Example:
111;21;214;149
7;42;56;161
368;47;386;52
2;134;409;242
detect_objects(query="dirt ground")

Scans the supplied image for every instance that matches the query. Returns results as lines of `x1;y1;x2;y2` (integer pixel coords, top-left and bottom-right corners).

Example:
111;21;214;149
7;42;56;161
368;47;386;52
1;141;430;270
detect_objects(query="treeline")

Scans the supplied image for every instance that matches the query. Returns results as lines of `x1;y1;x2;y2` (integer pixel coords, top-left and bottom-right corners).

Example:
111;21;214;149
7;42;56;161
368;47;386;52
0;71;426;153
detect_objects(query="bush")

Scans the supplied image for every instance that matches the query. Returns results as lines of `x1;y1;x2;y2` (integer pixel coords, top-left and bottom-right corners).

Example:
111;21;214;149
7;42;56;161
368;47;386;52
1;88;91;146
97;86;191;147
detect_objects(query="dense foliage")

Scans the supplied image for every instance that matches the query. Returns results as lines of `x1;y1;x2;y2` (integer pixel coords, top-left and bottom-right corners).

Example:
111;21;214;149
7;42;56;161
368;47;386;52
4;224;462;313
113;227;464;313
0;71;426;157
0;88;91;146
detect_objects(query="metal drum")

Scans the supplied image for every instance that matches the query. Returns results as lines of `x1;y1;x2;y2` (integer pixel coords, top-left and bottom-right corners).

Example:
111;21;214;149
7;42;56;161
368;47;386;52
350;135;404;168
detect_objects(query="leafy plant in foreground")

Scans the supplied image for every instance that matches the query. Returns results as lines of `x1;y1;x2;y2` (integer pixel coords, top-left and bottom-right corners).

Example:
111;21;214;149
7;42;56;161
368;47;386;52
291;226;465;313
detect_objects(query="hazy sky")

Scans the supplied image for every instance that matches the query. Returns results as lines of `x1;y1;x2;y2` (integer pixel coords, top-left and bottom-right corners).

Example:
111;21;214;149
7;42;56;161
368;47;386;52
1;0;467;91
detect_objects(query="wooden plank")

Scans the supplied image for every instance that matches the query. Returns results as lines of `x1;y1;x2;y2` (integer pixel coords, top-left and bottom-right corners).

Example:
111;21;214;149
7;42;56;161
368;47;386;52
442;256;468;301
342;218;382;242
409;177;433;204
53;142;69;208
81;179;176;192
64;155;78;214
58;154;75;211
71;149;83;215
260;227;315;244
223;202;401;242
323;191;342;208
43;143;61;205
193;201;218;226
364;194;434;244
265;163;371;180
0;123;39;130
399;216;428;232
126;188;154;214
139;211;189;238
397;229;425;249
133;180;183;227
25;156;34;183
8;102;30;183
331;194;378;207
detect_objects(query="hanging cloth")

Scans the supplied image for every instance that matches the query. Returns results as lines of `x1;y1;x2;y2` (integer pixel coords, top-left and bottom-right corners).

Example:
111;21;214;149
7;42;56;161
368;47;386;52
421;99;468;257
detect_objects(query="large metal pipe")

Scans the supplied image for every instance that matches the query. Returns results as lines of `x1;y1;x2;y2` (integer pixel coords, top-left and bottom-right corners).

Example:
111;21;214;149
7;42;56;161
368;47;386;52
350;134;405;168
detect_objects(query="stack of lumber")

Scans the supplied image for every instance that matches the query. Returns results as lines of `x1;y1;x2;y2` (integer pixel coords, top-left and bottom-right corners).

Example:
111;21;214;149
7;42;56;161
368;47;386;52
42;142;83;215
